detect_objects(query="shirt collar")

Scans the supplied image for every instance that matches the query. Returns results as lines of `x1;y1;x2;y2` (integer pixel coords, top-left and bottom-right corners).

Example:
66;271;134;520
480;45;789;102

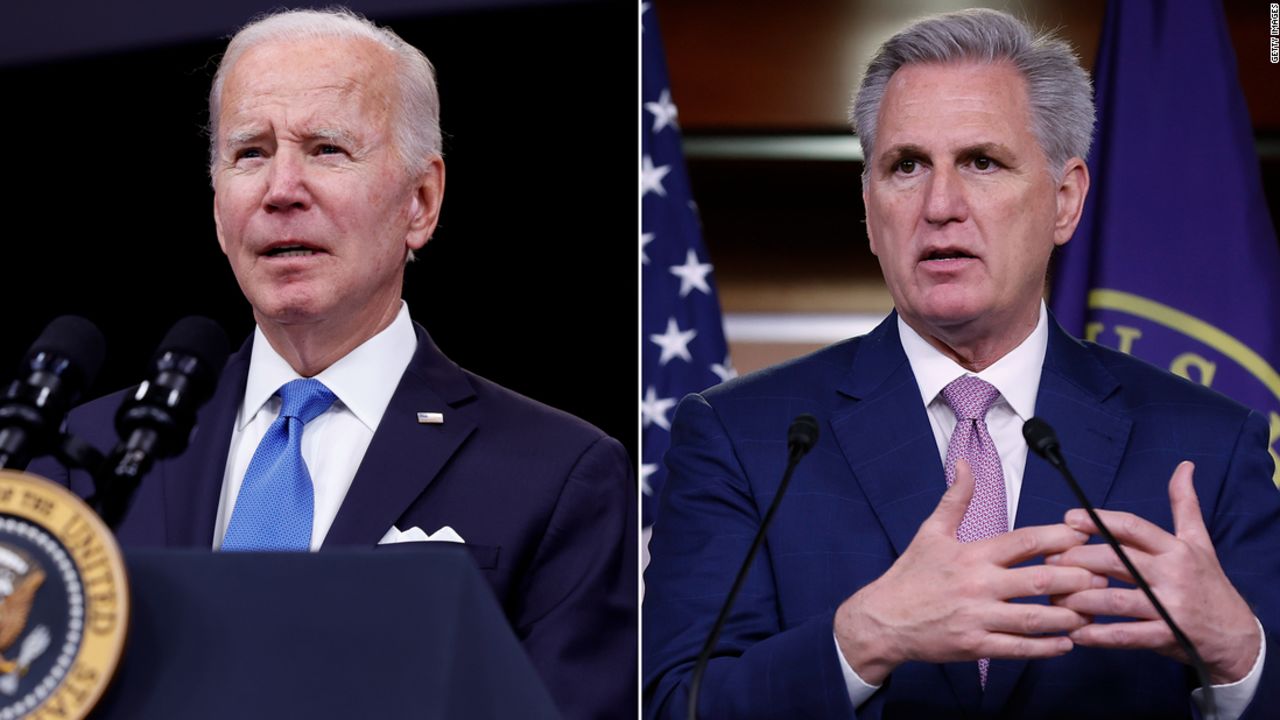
897;302;1048;421
240;302;418;431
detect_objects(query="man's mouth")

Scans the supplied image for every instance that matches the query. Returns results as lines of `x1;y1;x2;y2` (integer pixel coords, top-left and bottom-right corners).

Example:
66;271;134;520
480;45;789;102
264;244;321;258
922;249;976;261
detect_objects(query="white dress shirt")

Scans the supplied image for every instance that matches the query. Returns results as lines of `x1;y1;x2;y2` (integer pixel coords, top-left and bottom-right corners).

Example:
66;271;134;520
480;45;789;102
835;303;1263;718
212;302;417;551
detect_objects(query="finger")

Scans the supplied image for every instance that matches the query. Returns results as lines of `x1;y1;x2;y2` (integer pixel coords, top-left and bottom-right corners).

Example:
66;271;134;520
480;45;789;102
1069;620;1172;650
1052;588;1157;620
994;565;1108;599
1045;543;1152;585
1062;508;1178;555
1167;461;1209;544
985;524;1089;566
977;633;1074;660
985;602;1092;635
928;457;976;535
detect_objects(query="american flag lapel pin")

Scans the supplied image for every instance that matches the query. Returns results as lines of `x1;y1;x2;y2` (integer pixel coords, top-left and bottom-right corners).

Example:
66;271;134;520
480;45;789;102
417;412;445;425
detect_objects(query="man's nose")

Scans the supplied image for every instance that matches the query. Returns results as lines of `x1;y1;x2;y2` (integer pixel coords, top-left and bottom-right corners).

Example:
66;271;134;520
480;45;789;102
923;165;968;226
262;151;312;212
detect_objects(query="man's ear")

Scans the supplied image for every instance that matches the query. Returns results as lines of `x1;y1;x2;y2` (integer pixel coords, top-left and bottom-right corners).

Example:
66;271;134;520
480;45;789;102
864;185;880;257
213;191;228;254
1053;158;1090;247
406;155;446;252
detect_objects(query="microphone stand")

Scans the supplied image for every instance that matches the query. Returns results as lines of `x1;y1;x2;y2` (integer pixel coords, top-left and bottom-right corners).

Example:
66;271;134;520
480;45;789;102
686;415;818;720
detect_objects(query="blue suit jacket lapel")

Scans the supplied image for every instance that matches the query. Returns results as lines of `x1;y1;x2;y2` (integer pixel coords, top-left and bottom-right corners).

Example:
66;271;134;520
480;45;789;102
981;317;1132;713
322;324;478;548
829;315;984;713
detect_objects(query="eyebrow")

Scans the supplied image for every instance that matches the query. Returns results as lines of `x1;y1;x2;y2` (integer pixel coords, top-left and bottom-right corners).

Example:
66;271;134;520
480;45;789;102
224;128;266;149
222;126;360;150
879;142;1016;167
306;127;359;147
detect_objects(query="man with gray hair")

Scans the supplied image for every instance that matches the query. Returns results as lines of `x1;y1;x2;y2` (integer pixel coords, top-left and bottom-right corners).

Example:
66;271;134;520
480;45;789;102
32;8;636;720
644;8;1278;719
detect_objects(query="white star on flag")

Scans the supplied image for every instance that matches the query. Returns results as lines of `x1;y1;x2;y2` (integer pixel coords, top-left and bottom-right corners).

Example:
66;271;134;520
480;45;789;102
641;155;672;197
641;232;654;265
642;387;678;431
645;89;679;133
669;248;713;297
649;317;697;365
711;354;738;382
640;463;658;495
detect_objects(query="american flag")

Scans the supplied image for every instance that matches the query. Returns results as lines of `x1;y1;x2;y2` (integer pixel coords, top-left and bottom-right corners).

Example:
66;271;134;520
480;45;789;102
641;2;733;528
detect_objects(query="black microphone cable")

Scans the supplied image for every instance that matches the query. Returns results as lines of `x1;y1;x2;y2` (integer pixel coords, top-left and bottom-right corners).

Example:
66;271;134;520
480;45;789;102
686;414;820;720
1023;417;1217;720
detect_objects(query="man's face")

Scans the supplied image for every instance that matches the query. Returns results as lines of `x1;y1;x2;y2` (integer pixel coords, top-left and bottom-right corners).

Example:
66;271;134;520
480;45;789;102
863;61;1085;345
212;37;442;336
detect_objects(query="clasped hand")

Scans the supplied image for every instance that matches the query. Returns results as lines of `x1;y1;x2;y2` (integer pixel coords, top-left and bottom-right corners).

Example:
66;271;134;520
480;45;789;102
1046;461;1260;685
835;459;1101;685
835;460;1261;687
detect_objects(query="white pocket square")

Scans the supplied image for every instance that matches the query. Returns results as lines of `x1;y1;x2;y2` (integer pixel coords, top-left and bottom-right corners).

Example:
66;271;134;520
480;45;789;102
378;525;466;545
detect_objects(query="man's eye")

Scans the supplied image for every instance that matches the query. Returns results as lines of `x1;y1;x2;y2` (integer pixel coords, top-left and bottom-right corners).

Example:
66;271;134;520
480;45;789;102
894;159;918;174
236;148;263;160
317;144;344;155
973;156;996;171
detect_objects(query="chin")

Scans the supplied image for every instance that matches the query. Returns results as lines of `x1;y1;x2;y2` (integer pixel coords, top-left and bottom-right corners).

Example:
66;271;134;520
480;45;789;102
250;292;331;327
910;293;993;327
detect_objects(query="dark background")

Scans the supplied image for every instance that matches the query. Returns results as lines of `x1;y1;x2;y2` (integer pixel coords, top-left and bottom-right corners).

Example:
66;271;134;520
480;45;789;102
0;0;636;464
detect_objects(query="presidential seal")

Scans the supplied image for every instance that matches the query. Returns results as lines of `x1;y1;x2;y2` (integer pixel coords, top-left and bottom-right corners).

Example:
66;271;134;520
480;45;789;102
0;470;127;719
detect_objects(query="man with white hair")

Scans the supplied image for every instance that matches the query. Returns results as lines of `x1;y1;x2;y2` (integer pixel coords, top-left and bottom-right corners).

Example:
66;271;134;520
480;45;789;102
32;8;635;720
645;8;1279;719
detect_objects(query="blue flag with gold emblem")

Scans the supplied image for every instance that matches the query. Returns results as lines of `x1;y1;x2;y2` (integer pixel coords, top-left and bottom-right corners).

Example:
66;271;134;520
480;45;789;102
1051;0;1280;487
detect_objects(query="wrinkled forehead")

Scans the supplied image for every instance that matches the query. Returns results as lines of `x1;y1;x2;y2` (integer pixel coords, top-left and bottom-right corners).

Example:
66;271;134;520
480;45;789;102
217;36;398;138
875;61;1035;150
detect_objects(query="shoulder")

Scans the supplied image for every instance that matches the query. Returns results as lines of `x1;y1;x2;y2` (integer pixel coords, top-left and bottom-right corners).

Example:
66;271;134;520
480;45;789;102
702;337;863;405
1074;338;1254;422
61;386;134;448
460;368;618;455
402;321;626;468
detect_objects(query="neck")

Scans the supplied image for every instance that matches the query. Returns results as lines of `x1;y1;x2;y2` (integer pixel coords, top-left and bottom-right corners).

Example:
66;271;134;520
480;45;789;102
256;301;401;377
905;305;1040;373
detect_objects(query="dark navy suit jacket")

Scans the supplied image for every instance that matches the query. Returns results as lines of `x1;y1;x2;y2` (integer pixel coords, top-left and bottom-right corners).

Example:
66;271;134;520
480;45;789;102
644;314;1280;719
31;323;637;720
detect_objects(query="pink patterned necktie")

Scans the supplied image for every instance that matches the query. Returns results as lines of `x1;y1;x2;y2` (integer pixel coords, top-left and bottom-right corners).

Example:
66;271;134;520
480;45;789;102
941;375;1008;688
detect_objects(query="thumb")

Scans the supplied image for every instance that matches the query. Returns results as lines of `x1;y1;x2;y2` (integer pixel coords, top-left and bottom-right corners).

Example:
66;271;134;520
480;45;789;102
1168;460;1208;542
930;457;975;534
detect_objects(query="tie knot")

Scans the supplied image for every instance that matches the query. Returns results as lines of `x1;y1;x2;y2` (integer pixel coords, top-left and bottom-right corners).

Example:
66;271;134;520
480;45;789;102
941;375;1000;420
276;378;336;425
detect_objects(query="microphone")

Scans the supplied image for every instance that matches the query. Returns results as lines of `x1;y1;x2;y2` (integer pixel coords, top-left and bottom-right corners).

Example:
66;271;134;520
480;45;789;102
687;414;819;720
1023;417;1217;720
787;413;820;456
0;316;106;469
98;317;229;527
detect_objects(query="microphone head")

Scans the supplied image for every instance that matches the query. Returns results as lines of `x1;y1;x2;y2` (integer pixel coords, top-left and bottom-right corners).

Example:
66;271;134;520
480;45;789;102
154;316;230;371
787;413;820;454
26;315;106;390
1022;417;1060;460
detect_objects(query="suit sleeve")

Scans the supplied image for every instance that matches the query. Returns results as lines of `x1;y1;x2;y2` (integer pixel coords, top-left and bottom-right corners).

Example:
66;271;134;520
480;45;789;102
1210;410;1280;720
515;435;637;720
644;393;857;720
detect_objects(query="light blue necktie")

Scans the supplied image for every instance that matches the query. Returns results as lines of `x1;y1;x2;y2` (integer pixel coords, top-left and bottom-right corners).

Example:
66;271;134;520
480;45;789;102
222;378;336;551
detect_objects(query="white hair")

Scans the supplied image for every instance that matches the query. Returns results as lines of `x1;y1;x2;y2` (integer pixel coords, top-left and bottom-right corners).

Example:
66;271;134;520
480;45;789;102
851;8;1094;185
207;6;441;179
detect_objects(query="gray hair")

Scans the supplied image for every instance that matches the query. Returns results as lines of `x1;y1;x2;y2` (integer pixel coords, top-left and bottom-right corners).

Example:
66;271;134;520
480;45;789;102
851;8;1093;184
207;7;441;179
